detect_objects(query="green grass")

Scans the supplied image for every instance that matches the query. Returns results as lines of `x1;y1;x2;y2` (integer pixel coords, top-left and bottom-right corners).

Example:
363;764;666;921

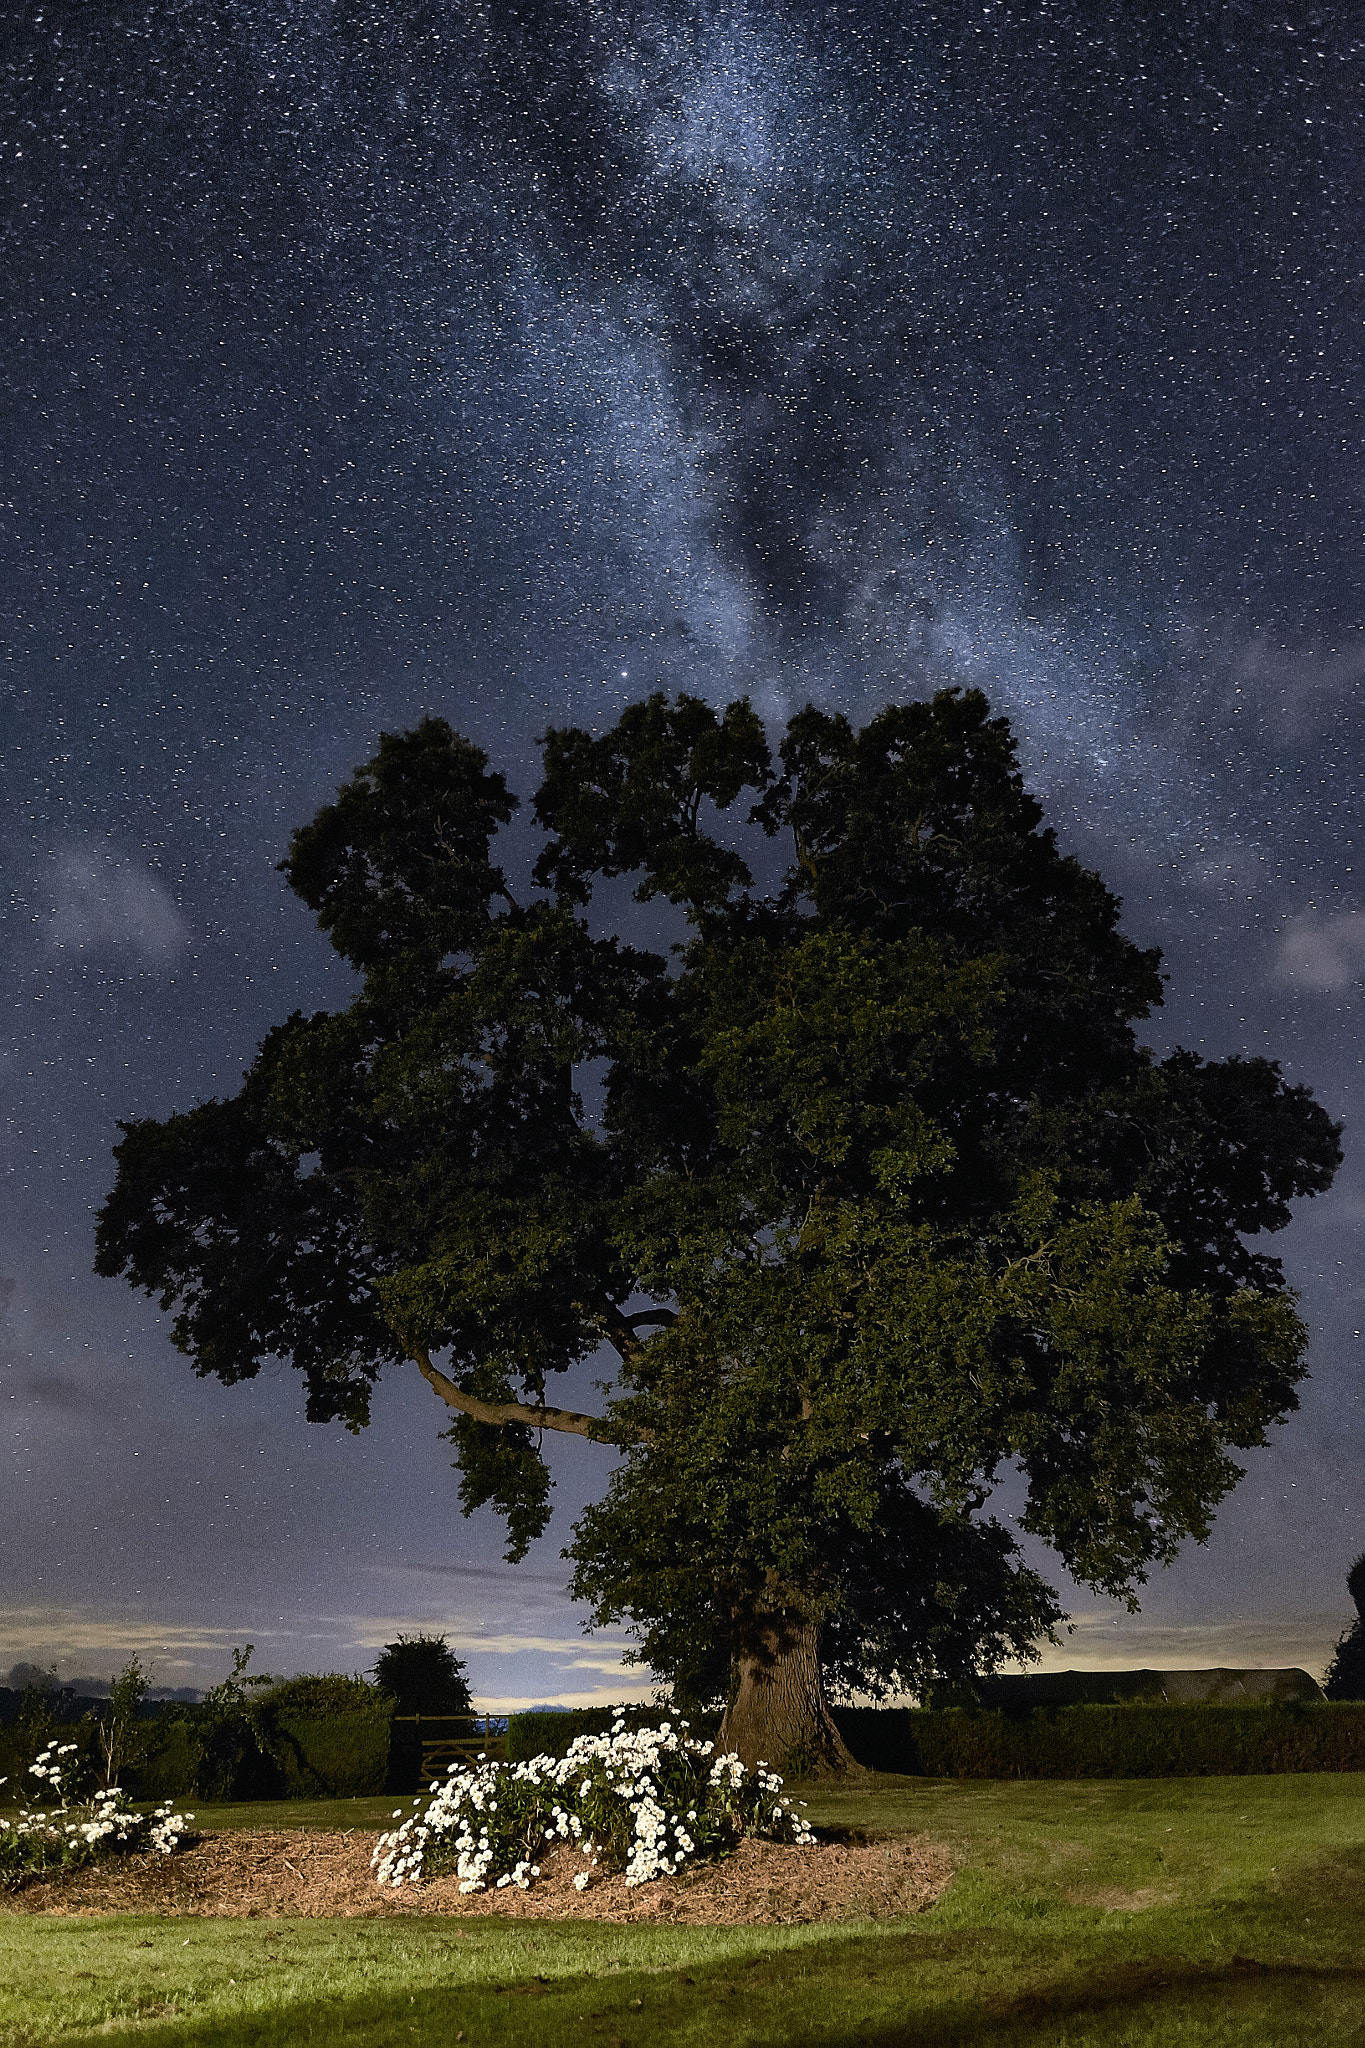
2;1773;1364;2045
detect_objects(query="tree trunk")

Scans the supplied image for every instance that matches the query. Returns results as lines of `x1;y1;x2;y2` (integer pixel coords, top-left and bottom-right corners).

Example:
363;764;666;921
718;1593;864;1777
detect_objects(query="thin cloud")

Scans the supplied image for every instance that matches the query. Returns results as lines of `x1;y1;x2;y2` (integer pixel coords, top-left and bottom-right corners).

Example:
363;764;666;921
363;1562;573;1591
338;1619;634;1659
1047;1611;1349;1682
44;847;188;963
483;1685;657;1712
14;1372;101;1414
1274;910;1365;992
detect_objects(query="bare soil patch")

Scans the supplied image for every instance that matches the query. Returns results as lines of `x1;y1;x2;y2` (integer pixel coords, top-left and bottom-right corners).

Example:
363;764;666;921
2;1828;952;1927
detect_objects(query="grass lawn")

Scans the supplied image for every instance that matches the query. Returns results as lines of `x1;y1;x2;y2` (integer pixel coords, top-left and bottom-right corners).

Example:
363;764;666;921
2;1771;1363;2045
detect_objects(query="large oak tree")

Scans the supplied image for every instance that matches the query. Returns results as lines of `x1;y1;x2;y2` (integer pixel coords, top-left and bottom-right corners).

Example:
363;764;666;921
96;690;1341;1768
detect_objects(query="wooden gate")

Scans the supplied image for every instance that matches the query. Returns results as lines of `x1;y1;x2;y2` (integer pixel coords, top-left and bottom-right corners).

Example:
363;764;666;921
390;1715;507;1788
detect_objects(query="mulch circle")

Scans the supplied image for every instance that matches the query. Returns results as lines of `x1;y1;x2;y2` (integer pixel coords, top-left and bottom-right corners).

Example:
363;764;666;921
2;1828;952;1926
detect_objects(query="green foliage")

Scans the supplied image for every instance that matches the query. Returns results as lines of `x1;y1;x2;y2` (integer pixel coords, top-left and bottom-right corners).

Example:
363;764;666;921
0;1693;101;1809
518;1700;1365;1780
1326;1629;1365;1699
1324;1549;1365;1699
0;1740;193;1890
95;689;1343;1713
829;1701;1365;1777
371;1633;473;1716
111;1660;401;1803
261;1673;384;1720
266;1711;392;1799
95;1655;152;1791
375;1720;812;1892
191;1646;284;1801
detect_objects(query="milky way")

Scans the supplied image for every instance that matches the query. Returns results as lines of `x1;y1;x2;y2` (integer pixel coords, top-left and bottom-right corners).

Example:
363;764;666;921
4;3;1363;1700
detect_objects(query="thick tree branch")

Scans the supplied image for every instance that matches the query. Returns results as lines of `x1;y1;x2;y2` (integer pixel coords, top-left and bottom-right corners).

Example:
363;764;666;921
595;1303;651;1364
413;1347;649;1442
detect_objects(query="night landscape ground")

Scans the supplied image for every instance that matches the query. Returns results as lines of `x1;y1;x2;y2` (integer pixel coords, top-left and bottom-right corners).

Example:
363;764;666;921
4;1774;1365;2045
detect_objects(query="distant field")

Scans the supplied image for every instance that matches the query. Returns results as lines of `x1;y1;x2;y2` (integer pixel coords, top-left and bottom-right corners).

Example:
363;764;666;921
3;1771;1364;2045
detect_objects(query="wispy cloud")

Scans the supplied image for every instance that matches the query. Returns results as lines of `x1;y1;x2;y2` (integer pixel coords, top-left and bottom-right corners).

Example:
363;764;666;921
1030;1610;1350;1683
1274;910;1365;993
0;1612;268;1685
337;1619;633;1659
44;846;187;963
363;1562;573;1591
1233;633;1365;740
0;1605;648;1705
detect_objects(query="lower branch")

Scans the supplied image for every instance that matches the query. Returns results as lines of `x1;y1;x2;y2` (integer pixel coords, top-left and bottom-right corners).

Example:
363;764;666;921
413;1348;649;1443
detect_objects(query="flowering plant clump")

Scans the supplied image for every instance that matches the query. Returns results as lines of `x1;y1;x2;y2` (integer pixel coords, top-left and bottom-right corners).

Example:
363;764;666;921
0;1741;195;1891
371;1717;814;1895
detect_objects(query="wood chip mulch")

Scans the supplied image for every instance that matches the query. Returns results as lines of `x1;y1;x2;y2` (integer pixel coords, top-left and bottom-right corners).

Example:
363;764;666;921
1;1828;952;1927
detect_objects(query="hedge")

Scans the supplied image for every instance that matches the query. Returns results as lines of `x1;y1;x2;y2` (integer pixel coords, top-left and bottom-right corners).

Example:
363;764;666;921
133;1719;201;1800
14;1696;1352;1801
506;1708;723;1762
830;1702;1365;1777
506;1703;1365;1778
1;1685;393;1804
266;1709;393;1797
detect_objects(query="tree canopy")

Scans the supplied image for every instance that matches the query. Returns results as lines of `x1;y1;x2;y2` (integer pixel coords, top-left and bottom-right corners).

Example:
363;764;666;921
1325;1554;1365;1701
96;689;1342;1766
371;1634;474;1718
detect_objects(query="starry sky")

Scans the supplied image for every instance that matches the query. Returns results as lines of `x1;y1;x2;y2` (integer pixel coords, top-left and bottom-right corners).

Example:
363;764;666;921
4;1;1363;1707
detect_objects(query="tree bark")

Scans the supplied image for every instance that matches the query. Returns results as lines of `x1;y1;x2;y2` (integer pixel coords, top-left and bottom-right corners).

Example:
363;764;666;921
718;1590;864;1777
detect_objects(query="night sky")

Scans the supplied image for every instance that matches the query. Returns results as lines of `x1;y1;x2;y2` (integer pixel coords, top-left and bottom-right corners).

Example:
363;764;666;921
4;1;1363;1707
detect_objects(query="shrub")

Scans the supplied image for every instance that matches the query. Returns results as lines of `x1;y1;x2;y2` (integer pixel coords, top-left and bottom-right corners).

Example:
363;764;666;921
1326;1628;1365;1701
373;1717;812;1894
0;1740;194;1892
1325;1552;1365;1701
181;1673;393;1800
95;1657;154;1792
259;1677;394;1799
176;1659;397;1801
261;1674;381;1719
0;1698;101;1809
270;1712;392;1797
272;1712;392;1794
191;1647;284;1801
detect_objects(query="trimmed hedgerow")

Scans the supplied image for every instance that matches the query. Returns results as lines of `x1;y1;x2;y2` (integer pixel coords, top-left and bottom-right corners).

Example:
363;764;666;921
830;1702;1365;1777
257;1677;395;1798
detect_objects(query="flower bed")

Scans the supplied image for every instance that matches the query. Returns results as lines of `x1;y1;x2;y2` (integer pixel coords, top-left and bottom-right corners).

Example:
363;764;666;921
372;1717;813;1895
0;1741;195;1891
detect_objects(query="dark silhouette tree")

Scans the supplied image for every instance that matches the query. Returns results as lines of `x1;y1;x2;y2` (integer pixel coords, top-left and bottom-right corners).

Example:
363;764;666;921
371;1634;474;1717
1325;1553;1365;1700
95;691;1342;1769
